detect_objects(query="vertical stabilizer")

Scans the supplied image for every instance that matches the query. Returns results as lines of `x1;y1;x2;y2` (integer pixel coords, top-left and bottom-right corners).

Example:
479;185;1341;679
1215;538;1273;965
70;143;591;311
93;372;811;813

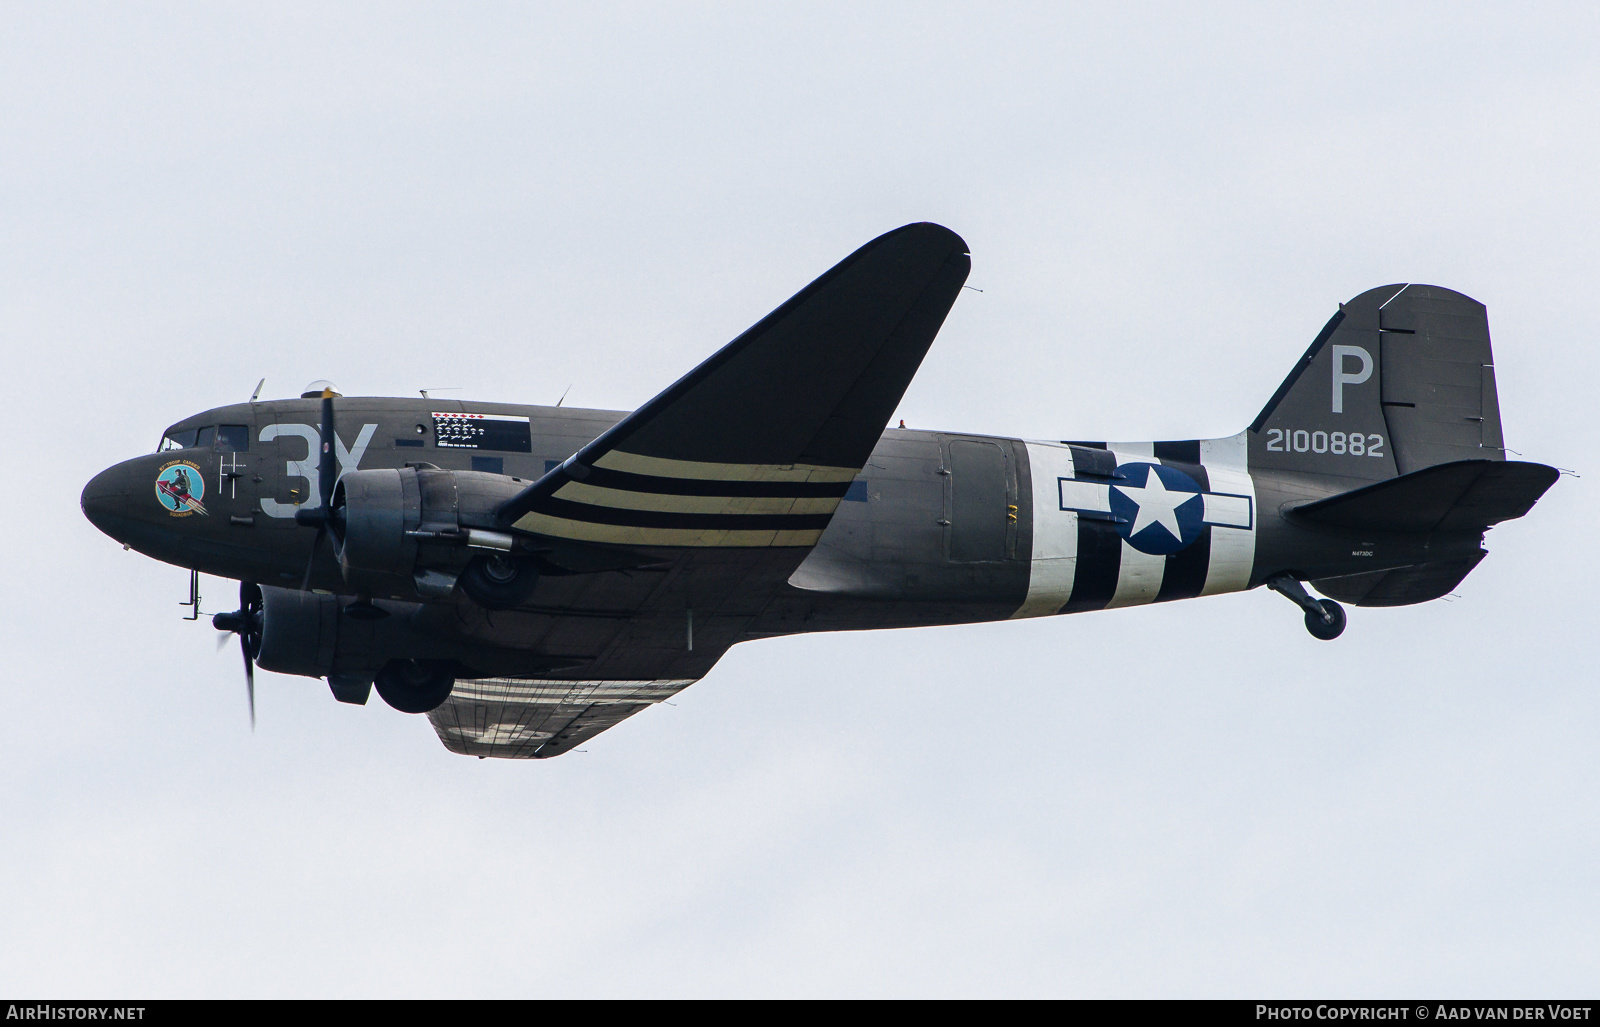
1249;284;1505;486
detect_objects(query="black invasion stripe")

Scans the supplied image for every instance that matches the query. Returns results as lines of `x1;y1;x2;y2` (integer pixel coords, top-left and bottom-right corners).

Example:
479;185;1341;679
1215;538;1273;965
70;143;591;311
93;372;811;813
1061;519;1122;614
529;496;835;531
1157;527;1211;602
1154;458;1209;492
578;464;853;498
1152;440;1201;463
1155;459;1211;602
1068;445;1120;479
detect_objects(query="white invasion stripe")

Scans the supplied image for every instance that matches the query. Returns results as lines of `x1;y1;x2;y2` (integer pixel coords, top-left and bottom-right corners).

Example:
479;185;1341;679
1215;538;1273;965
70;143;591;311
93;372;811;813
1202;493;1252;529
1200;432;1249;469
554;480;842;517
1105;542;1165;609
1057;478;1112;514
1199;430;1256;596
511;510;823;547
594;450;858;482
429;678;699;757
449;677;695;705
1013;442;1079;619
1110;441;1154;458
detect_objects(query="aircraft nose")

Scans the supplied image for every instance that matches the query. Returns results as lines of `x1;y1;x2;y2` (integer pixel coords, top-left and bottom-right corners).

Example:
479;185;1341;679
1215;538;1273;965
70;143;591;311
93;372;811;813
81;463;132;540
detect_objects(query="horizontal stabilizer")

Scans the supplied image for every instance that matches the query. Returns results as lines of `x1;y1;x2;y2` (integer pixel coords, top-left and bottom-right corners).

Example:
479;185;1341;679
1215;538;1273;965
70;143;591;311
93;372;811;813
1312;552;1486;607
1293;459;1558;534
499;223;971;547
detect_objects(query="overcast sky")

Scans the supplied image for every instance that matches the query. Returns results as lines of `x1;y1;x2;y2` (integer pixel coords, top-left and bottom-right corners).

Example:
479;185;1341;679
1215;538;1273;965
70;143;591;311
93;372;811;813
4;2;1597;997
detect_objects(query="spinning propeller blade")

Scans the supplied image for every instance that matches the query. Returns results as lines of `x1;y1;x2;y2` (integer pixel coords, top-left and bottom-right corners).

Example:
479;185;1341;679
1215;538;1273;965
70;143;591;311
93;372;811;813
213;581;264;729
294;391;339;590
317;393;336;509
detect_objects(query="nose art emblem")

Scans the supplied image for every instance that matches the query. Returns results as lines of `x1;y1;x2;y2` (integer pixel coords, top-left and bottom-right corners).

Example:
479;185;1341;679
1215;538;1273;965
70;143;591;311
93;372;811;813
155;460;209;517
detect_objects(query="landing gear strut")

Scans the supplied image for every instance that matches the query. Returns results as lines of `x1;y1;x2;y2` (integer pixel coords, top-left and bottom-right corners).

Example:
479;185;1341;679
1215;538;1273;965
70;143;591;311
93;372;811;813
1267;572;1347;640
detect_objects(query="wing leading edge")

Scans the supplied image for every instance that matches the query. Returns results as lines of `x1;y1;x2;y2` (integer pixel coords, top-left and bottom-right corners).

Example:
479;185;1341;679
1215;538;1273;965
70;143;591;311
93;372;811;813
497;222;971;548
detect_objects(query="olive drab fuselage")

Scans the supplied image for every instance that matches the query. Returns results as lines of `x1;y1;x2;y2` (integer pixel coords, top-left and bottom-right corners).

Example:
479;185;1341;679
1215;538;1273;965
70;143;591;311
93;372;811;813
80;224;1557;759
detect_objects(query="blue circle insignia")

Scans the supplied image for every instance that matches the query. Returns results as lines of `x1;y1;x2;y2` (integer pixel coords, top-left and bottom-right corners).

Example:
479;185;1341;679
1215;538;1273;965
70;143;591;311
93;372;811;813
1107;462;1204;555
155;461;208;517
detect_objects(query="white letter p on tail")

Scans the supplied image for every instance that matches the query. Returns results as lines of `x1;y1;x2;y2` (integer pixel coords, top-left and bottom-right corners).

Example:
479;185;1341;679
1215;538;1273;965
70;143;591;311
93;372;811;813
1331;344;1373;413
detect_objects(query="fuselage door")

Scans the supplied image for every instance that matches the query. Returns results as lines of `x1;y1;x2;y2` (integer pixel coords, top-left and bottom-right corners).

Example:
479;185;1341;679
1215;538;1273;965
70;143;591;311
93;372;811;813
942;436;1018;563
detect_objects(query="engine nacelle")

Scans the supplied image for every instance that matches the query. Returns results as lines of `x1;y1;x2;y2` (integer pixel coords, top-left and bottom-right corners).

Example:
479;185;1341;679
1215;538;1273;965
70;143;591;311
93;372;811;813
256;588;382;678
336;467;421;593
253;586;557;680
333;466;530;602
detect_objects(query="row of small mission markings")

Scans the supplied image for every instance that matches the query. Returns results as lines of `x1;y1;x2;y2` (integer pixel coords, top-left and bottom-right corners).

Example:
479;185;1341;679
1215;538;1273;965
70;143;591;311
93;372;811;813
393;413;535;452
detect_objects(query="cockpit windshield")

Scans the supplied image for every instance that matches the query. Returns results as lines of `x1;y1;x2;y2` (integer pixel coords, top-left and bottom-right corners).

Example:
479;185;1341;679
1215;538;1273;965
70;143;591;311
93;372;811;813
157;424;250;453
158;428;197;452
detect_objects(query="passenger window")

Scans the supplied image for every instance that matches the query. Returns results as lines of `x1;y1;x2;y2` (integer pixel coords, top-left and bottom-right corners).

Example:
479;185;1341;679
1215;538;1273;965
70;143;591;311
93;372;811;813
159;428;198;452
216;424;250;452
196;426;216;448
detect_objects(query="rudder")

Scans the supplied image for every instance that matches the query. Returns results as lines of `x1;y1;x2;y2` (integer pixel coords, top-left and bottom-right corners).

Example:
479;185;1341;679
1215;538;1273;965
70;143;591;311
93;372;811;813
1375;284;1504;473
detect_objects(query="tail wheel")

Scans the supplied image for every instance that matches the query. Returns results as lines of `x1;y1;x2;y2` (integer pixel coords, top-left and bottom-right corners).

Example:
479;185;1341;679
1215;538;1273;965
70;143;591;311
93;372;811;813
459;552;539;610
1304;599;1347;641
373;659;456;714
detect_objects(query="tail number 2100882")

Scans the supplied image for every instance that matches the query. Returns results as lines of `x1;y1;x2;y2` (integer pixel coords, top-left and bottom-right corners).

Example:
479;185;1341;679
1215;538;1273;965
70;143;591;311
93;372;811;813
1266;428;1384;457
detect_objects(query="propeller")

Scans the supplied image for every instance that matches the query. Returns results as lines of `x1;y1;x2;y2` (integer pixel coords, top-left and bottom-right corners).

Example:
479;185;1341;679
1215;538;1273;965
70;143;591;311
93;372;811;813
212;580;264;728
293;390;341;589
287;386;388;621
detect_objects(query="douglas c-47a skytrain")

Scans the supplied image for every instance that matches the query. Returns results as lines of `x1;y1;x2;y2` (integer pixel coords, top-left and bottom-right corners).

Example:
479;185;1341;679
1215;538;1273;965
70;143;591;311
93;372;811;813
81;224;1558;759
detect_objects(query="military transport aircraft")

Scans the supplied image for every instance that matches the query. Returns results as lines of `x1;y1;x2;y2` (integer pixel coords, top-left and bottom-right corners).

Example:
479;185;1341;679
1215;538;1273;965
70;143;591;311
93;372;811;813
81;223;1558;759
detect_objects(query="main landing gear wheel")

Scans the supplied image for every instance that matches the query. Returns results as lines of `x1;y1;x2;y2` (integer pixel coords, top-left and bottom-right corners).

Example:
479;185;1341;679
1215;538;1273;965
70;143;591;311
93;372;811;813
1304;598;1347;641
373;659;457;714
1267;572;1348;641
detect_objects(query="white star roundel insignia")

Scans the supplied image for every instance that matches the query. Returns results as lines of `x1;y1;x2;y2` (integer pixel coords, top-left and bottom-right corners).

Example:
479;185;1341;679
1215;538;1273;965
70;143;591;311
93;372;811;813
1108;462;1204;555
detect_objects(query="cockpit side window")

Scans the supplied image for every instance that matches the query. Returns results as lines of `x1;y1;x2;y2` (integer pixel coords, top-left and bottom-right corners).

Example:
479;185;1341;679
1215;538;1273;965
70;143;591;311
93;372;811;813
196;426;216;448
216;424;250;452
159;428;198;452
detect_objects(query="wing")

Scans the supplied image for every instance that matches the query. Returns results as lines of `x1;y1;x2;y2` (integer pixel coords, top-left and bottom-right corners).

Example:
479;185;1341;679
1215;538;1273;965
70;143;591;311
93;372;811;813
428;677;693;759
428;224;970;759
497;222;971;548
